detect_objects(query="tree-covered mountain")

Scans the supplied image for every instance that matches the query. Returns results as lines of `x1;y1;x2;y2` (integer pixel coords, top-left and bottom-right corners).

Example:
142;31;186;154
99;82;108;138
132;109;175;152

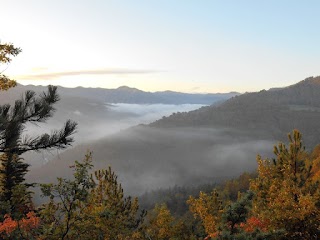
151;76;320;147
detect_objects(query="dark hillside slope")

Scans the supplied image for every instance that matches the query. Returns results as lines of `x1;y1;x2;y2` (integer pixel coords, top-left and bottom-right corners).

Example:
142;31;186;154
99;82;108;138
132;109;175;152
151;76;320;146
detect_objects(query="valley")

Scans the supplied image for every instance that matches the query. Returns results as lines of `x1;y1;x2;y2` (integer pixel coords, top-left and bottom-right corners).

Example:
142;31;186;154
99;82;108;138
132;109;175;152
23;76;320;197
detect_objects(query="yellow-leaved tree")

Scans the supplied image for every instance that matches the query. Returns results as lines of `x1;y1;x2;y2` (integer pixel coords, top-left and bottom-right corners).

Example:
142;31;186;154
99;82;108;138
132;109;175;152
187;190;223;238
0;43;21;90
145;204;175;240
250;130;320;239
144;203;197;240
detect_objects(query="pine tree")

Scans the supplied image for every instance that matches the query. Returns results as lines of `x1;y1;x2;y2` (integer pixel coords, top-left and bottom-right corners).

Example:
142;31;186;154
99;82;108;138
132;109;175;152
220;191;254;236
83;166;145;239
250;130;320;239
0;43;77;219
39;153;145;240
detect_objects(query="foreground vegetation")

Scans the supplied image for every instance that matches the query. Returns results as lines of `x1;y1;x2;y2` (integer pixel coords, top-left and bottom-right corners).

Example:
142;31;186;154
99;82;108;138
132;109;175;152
0;129;319;239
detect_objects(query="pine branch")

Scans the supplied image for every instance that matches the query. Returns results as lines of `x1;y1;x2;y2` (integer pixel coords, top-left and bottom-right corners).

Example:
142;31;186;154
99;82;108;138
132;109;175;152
0;120;77;154
14;85;60;123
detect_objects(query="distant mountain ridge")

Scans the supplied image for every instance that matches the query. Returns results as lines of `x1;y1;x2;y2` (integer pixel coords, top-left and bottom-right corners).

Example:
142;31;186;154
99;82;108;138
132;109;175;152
70;85;239;104
0;84;239;105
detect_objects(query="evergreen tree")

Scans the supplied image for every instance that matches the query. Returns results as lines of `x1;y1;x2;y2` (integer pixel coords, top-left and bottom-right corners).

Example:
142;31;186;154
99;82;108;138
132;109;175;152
39;153;145;240
220;191;254;236
250;130;320;239
0;43;77;219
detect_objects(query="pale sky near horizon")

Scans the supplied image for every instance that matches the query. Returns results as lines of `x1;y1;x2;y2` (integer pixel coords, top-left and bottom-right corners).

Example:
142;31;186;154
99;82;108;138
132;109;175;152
1;0;320;93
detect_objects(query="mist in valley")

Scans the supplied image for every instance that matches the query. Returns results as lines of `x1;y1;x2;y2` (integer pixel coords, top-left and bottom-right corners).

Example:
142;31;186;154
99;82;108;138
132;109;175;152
21;77;320;204
27;124;276;201
5;85;270;201
25;103;206;144
24;103;205;167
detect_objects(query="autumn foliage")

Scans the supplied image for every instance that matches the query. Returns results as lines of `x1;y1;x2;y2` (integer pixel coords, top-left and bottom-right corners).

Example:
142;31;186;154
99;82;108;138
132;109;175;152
250;130;320;239
0;211;39;238
240;216;268;233
187;190;223;238
0;43;20;91
185;130;320;239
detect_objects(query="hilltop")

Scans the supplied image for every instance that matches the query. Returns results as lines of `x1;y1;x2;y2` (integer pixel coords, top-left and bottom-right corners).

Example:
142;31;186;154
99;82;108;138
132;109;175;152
151;76;320;146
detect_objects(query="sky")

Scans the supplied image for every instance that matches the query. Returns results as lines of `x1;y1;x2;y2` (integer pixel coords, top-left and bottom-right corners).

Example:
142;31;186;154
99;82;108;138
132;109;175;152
1;0;320;93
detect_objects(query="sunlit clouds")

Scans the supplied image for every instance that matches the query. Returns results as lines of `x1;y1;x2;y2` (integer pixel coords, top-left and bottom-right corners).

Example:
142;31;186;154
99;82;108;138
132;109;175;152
17;68;160;80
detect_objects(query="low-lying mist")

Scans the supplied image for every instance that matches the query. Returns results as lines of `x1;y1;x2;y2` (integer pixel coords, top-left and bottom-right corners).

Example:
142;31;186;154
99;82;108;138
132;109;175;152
25;103;205;144
24;103;205;167
27;126;276;200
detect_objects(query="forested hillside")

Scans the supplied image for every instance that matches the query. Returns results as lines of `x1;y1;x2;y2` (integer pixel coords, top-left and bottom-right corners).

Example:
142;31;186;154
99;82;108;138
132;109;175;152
152;76;320;146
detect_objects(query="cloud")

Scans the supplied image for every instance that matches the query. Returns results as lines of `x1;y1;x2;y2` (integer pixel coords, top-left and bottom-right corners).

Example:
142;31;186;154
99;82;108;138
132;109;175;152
189;86;200;92
17;68;159;80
